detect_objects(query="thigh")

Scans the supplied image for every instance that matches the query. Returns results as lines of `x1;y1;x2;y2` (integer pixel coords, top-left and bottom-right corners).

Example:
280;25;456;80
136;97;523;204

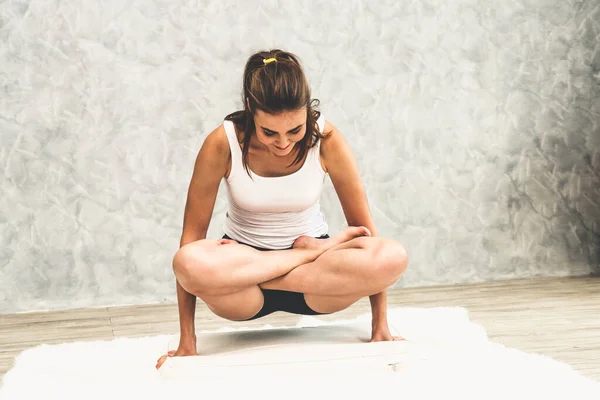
293;237;376;314
303;294;363;314
196;234;285;321
206;234;340;319
186;236;266;321
199;287;264;322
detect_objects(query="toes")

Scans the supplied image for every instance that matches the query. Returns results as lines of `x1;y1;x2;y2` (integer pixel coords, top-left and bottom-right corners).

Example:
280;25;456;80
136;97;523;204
349;226;370;237
292;235;312;249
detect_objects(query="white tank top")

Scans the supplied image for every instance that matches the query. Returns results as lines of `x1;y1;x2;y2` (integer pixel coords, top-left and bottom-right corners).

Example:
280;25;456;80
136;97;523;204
222;115;329;250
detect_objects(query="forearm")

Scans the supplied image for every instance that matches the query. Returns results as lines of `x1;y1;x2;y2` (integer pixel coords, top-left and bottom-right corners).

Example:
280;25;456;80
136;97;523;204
369;290;388;326
176;279;197;341
348;221;389;325
176;233;205;342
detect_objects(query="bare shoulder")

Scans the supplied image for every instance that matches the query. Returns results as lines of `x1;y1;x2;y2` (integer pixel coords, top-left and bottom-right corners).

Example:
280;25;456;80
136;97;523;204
320;120;346;148
319;120;350;173
203;124;230;154
194;124;231;179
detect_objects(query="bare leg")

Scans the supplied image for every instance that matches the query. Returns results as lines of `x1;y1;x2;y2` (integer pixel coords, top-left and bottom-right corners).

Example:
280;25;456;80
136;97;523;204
173;226;370;296
172;227;371;320
259;236;408;313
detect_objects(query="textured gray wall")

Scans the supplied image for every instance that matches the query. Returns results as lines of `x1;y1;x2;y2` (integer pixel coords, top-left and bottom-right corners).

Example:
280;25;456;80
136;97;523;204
1;0;598;314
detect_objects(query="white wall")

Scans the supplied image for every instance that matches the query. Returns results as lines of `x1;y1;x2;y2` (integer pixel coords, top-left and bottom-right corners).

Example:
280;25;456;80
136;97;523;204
1;0;598;313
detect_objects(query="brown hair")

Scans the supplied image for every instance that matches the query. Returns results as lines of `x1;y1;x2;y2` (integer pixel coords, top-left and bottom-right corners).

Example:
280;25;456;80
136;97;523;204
225;49;325;177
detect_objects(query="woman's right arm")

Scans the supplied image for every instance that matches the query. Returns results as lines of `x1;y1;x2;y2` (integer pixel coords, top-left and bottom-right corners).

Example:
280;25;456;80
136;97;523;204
174;125;231;351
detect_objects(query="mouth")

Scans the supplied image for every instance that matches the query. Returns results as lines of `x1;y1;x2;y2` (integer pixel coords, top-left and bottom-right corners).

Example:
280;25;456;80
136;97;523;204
274;144;291;151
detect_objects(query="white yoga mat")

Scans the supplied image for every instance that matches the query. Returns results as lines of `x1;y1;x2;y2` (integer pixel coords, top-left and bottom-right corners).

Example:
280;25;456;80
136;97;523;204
1;307;598;400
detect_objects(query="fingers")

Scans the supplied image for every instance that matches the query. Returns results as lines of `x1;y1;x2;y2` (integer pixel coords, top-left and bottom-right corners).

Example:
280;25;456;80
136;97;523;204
155;350;177;370
158;350;176;360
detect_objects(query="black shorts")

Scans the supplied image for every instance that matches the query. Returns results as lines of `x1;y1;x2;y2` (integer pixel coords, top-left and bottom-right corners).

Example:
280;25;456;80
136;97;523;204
222;234;331;321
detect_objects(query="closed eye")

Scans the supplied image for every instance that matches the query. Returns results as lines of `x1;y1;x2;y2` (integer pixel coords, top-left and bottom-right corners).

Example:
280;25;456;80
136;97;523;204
262;125;303;137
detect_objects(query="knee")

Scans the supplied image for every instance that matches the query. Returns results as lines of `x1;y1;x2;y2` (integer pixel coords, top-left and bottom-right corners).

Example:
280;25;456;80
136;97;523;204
172;245;192;281
172;241;218;293
372;239;408;285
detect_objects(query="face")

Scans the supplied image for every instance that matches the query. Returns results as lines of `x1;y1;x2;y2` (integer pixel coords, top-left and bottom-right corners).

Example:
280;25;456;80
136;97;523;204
252;108;308;157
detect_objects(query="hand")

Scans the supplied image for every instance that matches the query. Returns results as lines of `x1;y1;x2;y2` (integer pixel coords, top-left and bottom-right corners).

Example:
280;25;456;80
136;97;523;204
370;324;405;342
155;341;198;370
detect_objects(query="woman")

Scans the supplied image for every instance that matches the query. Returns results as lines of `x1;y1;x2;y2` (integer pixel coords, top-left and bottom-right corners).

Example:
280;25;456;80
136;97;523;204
156;50;408;370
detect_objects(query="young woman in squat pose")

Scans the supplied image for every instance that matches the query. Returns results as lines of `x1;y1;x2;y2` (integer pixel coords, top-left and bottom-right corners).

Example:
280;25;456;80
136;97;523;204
156;50;409;369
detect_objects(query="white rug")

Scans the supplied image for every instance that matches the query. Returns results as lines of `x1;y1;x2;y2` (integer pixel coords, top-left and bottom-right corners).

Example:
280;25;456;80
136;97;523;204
1;307;598;400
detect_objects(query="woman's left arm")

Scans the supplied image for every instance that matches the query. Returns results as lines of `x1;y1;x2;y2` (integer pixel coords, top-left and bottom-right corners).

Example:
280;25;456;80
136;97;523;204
320;121;396;341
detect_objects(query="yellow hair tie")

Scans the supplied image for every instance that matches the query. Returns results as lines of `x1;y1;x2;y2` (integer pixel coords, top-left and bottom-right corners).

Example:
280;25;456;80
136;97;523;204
263;57;277;65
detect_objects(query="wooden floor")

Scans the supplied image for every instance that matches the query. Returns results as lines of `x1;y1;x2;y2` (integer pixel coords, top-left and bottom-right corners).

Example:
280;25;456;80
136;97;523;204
1;276;599;382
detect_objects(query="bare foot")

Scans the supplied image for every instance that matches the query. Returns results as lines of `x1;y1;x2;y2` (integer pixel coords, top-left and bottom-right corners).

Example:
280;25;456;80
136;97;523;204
292;226;371;253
